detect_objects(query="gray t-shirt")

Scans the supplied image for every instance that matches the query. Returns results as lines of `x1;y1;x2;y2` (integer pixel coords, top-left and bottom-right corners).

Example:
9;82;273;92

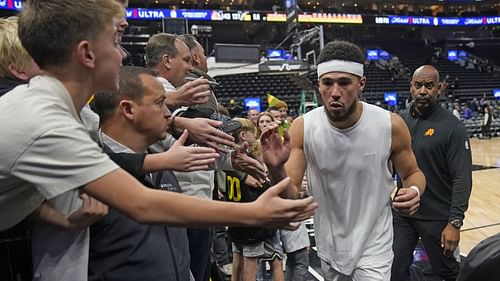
0;75;119;280
0;75;118;229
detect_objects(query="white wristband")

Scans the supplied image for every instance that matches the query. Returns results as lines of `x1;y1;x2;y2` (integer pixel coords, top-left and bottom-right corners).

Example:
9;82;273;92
409;186;420;197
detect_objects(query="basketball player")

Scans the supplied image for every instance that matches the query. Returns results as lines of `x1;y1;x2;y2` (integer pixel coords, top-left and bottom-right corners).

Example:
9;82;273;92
261;40;426;280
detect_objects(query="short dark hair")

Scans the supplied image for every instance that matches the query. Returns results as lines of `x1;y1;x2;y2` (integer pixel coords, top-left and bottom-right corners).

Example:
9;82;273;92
317;40;364;65
18;0;123;69
145;33;178;68
93;66;156;123
178;34;199;51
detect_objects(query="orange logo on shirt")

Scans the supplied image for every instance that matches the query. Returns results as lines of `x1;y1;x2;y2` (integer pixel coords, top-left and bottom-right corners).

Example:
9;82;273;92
424;128;435;136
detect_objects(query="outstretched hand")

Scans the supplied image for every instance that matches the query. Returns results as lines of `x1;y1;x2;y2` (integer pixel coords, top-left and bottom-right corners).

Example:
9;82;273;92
260;123;291;170
184;118;235;153
167;129;220;171
252;177;317;230
231;141;267;182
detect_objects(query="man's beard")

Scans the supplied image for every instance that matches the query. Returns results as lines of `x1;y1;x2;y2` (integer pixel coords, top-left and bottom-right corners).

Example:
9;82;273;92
413;96;437;115
325;100;358;123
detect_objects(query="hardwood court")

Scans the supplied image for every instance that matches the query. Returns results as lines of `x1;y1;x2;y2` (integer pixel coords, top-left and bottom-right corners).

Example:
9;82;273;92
460;137;500;256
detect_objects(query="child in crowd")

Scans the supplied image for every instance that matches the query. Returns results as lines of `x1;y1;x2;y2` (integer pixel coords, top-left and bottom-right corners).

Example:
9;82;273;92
225;118;284;281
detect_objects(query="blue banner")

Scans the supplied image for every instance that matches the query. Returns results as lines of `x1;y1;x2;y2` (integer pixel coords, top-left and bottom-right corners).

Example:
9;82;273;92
410;16;434;25
126;8;211;20
0;0;23;10
486;17;500;25
174;9;211;20
388;16;410;25
438;18;462;25
127;9;170;20
388;16;436;26
438;17;484;25
463;17;485;25
377;15;500;26
2;3;498;26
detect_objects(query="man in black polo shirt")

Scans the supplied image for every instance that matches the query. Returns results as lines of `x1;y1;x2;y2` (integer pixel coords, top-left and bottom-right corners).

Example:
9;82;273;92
391;65;473;281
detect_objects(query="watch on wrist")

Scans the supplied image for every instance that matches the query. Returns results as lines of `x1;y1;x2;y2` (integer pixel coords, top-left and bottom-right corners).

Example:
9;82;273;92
449;219;463;229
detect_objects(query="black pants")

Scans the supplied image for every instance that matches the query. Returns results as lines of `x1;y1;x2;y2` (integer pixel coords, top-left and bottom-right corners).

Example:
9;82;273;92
391;211;460;281
187;228;213;281
481;125;491;139
0;221;32;281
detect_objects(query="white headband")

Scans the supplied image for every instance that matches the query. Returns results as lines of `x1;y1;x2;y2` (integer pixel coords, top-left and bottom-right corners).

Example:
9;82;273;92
317;60;364;78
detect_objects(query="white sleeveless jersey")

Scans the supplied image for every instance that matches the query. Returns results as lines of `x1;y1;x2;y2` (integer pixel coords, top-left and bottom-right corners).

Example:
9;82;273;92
303;102;394;274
